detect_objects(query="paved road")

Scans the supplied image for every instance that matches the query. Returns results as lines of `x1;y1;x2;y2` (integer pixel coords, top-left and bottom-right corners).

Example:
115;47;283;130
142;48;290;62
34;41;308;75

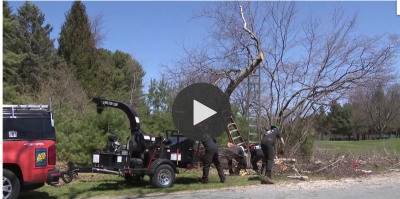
95;172;400;199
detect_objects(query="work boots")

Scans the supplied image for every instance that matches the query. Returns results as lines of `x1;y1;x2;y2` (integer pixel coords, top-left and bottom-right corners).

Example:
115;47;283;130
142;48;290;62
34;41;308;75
261;175;274;184
198;178;209;184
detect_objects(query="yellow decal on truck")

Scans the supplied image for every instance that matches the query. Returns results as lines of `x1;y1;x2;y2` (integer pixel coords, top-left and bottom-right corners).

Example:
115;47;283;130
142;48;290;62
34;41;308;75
35;148;47;167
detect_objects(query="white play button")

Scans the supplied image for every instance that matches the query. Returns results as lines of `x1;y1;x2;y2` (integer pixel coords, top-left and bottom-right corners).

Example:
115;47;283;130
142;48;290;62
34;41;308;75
193;100;217;125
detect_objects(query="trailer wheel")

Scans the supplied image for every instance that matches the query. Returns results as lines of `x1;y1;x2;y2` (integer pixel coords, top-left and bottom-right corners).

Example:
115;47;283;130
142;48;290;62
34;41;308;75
151;164;175;188
3;169;20;199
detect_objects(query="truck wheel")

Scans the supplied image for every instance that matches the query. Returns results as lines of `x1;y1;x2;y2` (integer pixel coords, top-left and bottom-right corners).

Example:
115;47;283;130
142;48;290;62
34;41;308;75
3;169;20;199
151;164;175;188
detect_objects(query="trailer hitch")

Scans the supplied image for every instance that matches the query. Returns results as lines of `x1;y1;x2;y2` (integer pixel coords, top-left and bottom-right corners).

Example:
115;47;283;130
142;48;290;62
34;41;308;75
60;162;79;184
60;162;125;184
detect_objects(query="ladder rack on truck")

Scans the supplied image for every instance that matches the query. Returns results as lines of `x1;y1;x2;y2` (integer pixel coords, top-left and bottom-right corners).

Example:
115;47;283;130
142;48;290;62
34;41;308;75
3;104;50;110
3;98;52;111
3;98;53;118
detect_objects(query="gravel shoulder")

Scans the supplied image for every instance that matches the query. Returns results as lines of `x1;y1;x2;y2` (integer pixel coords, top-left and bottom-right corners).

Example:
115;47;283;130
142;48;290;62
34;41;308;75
92;172;400;199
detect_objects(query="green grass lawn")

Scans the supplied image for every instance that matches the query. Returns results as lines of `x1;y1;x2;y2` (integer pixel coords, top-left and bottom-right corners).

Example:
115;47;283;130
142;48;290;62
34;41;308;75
20;139;400;198
19;171;302;199
314;138;400;154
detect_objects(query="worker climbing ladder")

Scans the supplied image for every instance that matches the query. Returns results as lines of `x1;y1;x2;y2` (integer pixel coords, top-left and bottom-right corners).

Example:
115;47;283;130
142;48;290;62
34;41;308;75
247;65;262;146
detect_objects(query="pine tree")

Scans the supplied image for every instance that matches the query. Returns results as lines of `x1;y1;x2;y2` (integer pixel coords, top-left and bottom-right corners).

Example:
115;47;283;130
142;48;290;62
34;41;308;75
112;50;145;105
13;1;56;92
58;1;96;94
3;1;25;85
328;101;354;139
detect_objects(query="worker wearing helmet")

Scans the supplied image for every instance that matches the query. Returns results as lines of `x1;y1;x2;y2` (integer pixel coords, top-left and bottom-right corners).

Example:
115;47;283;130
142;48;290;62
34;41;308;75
260;125;285;184
249;143;266;174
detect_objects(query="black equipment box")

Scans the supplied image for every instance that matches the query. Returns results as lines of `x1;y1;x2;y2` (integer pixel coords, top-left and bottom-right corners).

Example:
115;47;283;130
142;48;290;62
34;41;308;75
92;153;130;169
168;135;194;167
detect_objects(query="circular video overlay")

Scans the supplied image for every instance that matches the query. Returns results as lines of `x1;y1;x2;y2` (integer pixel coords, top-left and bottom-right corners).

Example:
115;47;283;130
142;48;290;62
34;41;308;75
171;83;232;142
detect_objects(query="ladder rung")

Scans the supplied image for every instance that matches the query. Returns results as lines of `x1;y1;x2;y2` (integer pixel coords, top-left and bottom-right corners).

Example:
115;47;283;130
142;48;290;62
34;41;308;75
237;142;246;146
227;123;236;127
249;141;260;144
248;83;260;86
229;129;239;134
232;136;242;140
248;126;259;129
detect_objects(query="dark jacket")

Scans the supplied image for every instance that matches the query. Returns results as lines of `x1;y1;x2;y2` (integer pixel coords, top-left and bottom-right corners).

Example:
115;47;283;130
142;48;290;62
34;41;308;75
228;145;244;157
251;145;264;159
262;129;282;144
201;138;218;151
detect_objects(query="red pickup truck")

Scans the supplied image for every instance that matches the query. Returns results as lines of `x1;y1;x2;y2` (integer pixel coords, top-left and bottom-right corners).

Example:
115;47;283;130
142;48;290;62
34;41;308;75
3;104;60;199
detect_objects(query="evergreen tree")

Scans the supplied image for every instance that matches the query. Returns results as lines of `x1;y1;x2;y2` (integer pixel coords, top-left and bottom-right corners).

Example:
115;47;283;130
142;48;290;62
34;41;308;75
3;1;26;86
93;48;125;98
112;50;146;106
13;1;56;92
315;105;329;140
141;78;175;135
58;1;96;95
328;101;355;139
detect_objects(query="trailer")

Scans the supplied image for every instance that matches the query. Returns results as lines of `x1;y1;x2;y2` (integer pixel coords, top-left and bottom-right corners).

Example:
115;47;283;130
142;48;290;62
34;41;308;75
60;98;183;188
60;98;206;188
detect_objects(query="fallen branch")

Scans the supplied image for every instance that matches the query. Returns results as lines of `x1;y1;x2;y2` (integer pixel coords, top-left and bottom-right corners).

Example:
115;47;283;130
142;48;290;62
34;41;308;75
314;155;346;173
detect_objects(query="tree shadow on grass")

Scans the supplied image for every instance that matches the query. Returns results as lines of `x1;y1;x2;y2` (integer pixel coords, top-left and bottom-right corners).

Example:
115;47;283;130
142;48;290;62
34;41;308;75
19;176;201;199
85;176;200;198
19;191;58;199
247;176;261;181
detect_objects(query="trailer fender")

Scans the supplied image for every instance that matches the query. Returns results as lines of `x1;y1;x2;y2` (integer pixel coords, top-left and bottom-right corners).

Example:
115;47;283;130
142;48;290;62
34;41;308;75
148;159;179;175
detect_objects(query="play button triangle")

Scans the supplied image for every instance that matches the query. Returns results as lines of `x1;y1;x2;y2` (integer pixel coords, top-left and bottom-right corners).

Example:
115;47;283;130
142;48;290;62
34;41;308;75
193;100;217;125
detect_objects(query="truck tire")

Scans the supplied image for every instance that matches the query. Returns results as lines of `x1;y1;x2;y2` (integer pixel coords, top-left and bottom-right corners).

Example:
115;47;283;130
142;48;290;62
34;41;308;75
151;164;175;188
3;169;20;199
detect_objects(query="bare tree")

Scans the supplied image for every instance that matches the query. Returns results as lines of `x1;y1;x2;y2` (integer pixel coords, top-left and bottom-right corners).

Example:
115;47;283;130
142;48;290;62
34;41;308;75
353;80;400;139
348;88;370;138
164;1;264;96
164;1;400;155
90;11;108;48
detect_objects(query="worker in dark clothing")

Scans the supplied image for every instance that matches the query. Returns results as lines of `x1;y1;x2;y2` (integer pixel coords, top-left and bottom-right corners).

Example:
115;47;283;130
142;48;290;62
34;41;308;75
249;143;265;174
260;125;285;184
226;142;247;175
196;123;226;184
